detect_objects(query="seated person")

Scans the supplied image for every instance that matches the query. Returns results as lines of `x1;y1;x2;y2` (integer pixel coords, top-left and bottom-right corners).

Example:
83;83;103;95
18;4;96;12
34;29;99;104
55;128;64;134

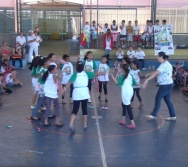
0;41;11;62
0;73;12;94
11;43;23;69
0;59;14;74
181;71;188;94
5;69;23;87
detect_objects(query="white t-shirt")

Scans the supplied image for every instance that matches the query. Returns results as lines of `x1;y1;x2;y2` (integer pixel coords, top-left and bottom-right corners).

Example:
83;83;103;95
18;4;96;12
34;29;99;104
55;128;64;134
35;36;41;47
116;51;124;59
111;24;118;33
27;35;37;47
97;63;109;82
6;73;13;83
84;60;94;72
157;61;173;85
102;27;109;33
61;62;73;84
0;66;6;73
105;38;112;50
70;71;90;100
135;51;145;59
91;25;97;34
44;73;58;98
130;69;140;88
120;25;126;35
16;36;26;46
133;25;140;35
121;74;134;105
148;26;154;34
127;50;136;59
83;25;90;34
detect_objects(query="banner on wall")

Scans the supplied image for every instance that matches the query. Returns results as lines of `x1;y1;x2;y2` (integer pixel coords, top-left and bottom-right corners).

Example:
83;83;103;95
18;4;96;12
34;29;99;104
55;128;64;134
154;25;174;56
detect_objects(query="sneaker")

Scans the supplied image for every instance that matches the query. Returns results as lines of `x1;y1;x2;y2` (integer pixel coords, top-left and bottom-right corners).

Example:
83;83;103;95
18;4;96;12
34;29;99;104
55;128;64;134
119;121;126;125
146;115;156;119
61;100;66;104
88;99;92;103
165;117;176;121
40;106;46;110
69;98;73;104
127;124;136;129
31;106;35;109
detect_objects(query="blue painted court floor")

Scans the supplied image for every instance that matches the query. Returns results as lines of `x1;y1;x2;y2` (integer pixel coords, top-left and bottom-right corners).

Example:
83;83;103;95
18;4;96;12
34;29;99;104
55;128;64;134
0;68;188;167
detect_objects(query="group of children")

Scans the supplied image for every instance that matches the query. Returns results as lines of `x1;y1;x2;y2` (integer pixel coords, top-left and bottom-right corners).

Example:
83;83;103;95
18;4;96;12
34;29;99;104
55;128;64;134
81;19;167;49
30;51;143;132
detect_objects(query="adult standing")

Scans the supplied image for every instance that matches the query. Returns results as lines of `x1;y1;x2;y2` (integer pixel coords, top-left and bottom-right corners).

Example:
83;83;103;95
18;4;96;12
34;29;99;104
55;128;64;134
142;52;176;121
16;32;26;59
27;30;38;64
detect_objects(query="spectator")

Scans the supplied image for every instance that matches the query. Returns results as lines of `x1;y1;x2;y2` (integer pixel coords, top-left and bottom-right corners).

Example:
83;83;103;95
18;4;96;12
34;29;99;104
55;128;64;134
12;43;23;69
34;31;42;55
126;21;133;47
133;20;140;48
127;46;136;61
90;20;98;49
146;20;154;48
16;31;26;58
119;20;126;48
98;23;109;33
27;30;38;64
0;41;11;64
103;29;113;60
135;46;146;70
111;20;118;48
5;69;23;87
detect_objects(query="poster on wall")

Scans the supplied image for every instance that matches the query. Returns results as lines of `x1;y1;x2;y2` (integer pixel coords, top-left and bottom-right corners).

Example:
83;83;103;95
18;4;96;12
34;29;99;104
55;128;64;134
154;25;174;56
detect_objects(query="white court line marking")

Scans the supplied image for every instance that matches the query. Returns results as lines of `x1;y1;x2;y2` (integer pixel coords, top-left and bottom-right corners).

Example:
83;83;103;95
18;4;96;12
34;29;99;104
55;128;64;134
91;89;107;167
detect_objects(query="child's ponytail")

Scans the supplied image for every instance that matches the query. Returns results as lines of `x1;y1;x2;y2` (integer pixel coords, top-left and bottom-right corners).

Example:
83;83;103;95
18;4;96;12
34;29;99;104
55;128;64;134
42;65;56;82
122;64;130;80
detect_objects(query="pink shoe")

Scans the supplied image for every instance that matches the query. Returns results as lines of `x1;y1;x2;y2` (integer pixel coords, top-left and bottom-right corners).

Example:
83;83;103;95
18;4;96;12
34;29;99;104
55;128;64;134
127;124;136;129
119;121;126;125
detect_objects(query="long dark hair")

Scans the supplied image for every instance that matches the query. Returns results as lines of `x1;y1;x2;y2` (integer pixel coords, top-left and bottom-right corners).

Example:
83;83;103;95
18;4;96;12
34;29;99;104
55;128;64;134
84;51;92;60
122;64;130;80
131;61;139;69
158;52;168;60
29;56;41;70
123;57;131;65
42;65;56;82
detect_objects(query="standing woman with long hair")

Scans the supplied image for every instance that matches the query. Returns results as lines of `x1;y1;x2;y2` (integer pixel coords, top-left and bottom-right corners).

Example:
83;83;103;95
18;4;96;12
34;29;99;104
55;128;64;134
42;65;63;126
110;64;137;129
142;52;176;120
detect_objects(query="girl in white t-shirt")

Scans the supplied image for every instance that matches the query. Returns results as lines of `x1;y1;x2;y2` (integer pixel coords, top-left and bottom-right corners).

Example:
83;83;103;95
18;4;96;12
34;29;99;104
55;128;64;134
60;54;74;104
64;61;94;133
97;56;110;102
130;61;143;108
110;64;137;129
84;51;97;103
116;46;124;62
42;65;63;127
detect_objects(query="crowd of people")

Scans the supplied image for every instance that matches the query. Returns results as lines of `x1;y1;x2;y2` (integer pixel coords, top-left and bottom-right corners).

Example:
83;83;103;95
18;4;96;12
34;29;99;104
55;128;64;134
80;19;167;50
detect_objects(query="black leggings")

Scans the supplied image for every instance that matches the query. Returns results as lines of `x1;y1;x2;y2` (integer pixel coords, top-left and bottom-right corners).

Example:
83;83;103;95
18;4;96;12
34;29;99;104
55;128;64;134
72;99;88;115
122;103;133;120
131;88;142;102
88;79;92;91
98;81;108;95
62;84;73;99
